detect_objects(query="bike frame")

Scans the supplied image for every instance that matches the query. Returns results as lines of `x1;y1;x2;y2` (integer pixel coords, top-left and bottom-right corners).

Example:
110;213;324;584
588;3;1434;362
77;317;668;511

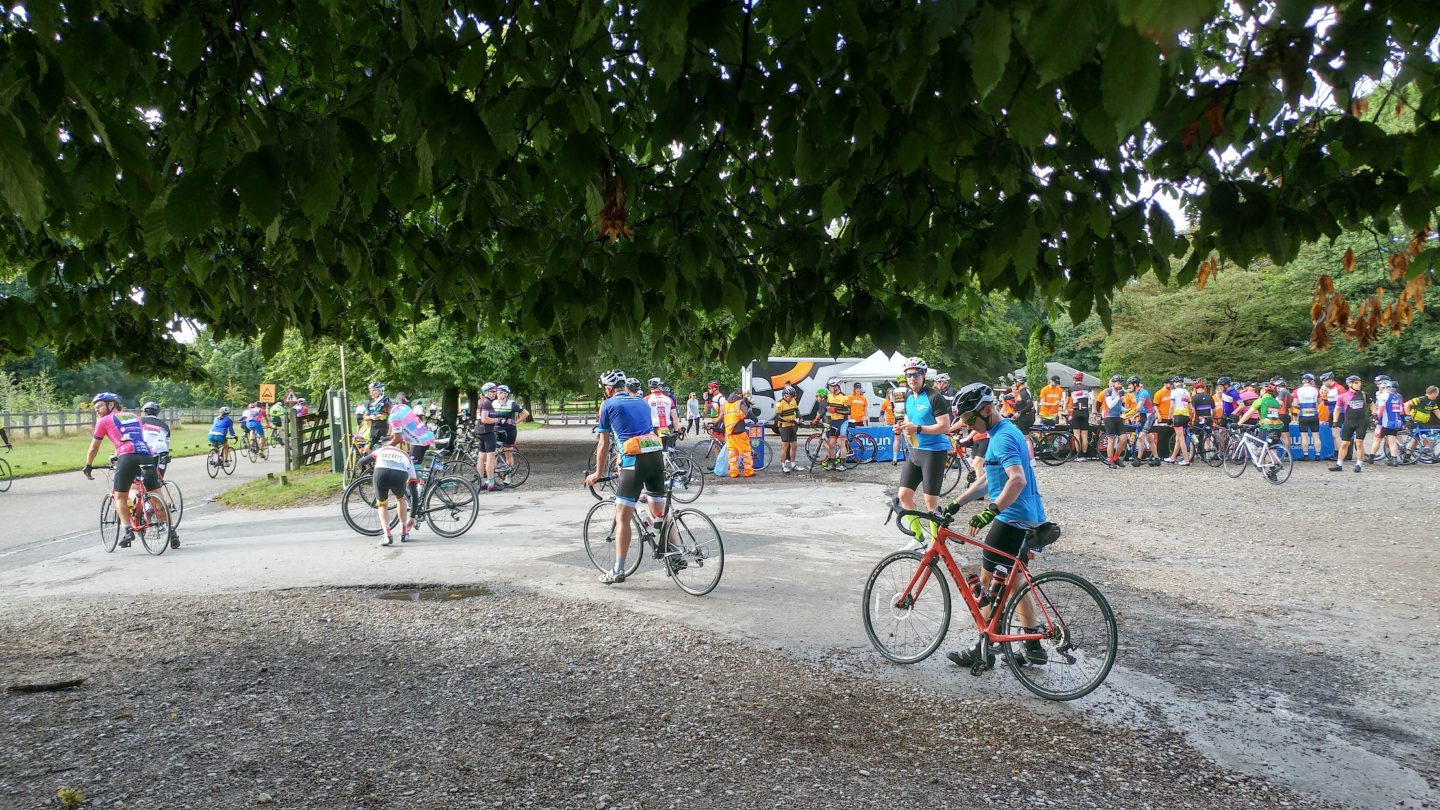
897;523;1049;646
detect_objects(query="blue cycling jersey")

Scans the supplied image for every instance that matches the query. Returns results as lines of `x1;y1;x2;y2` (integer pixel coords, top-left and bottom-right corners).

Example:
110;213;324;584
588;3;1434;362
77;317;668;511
597;393;656;469
904;387;951;452
984;420;1047;527
208;415;236;437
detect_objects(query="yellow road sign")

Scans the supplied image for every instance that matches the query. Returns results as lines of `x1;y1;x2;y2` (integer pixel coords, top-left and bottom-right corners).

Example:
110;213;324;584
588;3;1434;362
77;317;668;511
260;384;276;404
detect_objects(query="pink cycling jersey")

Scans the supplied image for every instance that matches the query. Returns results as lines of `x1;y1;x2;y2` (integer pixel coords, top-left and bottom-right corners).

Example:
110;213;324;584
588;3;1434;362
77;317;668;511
93;412;151;456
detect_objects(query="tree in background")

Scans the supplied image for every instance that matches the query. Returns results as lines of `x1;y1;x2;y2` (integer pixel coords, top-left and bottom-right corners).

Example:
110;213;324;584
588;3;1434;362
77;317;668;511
1025;322;1049;387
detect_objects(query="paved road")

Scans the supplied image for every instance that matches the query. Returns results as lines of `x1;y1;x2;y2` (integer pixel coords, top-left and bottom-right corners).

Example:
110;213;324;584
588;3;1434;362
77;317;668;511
0;450;279;573
2;431;1436;809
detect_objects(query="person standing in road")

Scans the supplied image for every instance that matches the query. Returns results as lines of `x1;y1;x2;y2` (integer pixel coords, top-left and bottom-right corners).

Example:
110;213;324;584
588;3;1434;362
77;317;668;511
774;385;801;473
1331;375;1369;473
685;392;701;436
473;382;502;491
894;358;952;543
1321;372;1343;460
721;389;756;479
1166;377;1193;466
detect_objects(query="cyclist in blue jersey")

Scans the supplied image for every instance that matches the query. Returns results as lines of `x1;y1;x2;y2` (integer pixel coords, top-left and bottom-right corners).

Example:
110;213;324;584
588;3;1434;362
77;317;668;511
1368;378;1405;466
944;382;1050;670
893;357;952;543
585;369;667;585
208;407;238;464
1128;376;1159;467
1100;375;1127;466
1216;377;1242;424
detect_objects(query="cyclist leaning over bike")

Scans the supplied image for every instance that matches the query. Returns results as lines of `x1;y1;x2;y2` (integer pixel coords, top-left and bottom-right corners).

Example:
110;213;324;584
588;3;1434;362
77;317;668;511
82;393;174;549
894;358;951;542
585;369;668;585
208;406;238;463
139;401;180;548
368;433;419;547
1238;381;1286;449
816;378;851;471
943;382;1049;669
388;392;436;512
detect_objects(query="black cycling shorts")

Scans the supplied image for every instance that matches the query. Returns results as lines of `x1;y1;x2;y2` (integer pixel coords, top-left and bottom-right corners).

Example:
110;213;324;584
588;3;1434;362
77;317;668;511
1070;412;1091;432
778;426;797;443
982;519;1028;573
1172;415;1190;428
1297;417;1320;432
1379;426;1401;438
898;448;946;497
1280;415;1292;427
1014;414;1036;433
1103;417;1124;436
1340;421;1368;442
475;432;497;453
374;467;409;501
615;452;665;507
409;444;429;466
113;453;162;494
825;418;845;438
497;425;517;446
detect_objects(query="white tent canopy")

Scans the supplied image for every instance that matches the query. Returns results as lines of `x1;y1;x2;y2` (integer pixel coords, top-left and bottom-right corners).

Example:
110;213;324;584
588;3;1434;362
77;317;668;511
837;350;919;381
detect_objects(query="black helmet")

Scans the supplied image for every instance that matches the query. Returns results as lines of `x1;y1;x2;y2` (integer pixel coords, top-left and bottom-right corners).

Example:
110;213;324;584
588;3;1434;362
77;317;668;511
1319;371;1335;382
1108;374;1123;383
1345;374;1362;384
951;382;995;419
1271;375;1286;386
1126;375;1141;385
141;401;161;415
1216;376;1232;386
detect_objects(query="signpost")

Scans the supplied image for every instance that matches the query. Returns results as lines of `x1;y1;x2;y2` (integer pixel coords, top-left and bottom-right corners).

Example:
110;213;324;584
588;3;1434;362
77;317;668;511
259;383;276;404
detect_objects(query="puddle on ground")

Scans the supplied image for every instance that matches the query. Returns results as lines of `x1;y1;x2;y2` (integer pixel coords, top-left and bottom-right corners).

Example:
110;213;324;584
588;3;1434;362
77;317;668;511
377;588;491;602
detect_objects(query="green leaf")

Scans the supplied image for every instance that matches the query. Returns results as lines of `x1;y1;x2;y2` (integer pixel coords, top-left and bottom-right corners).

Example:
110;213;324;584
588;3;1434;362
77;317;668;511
235;151;282;227
821;179;849;222
0;113;46;230
898;132;926;175
142;187;171;254
1101;27;1161;137
970;6;1012;101
166;169;216;239
170;16;204;74
1115;0;1214;41
1019;0;1099;81
261;321;285;359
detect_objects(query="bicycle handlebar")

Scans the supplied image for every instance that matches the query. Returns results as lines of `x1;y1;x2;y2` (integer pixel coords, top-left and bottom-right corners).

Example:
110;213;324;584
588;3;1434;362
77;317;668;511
884;497;955;537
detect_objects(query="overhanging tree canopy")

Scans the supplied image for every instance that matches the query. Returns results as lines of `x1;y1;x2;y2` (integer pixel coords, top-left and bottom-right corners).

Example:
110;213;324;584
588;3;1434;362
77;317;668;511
1;0;1437;374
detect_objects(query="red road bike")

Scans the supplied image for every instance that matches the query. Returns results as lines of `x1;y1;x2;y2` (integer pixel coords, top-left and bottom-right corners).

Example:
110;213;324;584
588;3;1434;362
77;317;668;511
861;499;1116;700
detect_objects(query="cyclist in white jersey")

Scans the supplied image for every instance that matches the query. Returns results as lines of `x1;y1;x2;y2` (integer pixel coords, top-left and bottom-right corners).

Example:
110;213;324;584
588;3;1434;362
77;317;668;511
367;434;418;546
1292;373;1322;461
646;378;680;448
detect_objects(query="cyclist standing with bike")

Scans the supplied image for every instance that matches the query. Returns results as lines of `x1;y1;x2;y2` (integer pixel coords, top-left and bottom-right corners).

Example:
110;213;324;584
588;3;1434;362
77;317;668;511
368;434;419;546
473;382;503;491
139;401;180;548
944;382;1049;669
585;369;667;584
82;393;173;549
815;379;850;471
1065;372;1093;459
894;358;951;542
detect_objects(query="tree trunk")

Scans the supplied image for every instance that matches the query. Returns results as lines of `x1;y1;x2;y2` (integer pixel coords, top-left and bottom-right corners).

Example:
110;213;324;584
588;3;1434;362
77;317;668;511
441;386;460;443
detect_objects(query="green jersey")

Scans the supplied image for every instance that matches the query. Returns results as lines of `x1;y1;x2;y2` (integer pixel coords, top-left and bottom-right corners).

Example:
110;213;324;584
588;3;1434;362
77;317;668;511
1256;394;1283;429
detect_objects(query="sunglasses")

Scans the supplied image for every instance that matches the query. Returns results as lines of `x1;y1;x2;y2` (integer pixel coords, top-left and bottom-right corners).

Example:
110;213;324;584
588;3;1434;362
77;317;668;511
904;371;926;378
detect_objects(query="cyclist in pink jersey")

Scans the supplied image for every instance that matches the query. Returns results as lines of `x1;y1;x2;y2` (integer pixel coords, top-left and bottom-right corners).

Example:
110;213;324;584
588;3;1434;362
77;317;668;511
82;393;175;549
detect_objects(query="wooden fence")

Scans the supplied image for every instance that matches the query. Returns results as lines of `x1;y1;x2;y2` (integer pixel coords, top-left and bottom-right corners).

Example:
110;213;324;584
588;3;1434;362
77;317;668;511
536;397;601;426
286;409;332;471
0;407;215;439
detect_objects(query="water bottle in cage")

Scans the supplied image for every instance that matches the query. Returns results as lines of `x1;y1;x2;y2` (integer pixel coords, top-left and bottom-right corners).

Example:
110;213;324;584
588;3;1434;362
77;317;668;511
980;564;1010;608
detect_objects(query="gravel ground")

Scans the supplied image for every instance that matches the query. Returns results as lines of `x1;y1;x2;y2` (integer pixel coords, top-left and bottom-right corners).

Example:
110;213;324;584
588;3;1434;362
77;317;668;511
1;588;1331;810
3;427;1436;808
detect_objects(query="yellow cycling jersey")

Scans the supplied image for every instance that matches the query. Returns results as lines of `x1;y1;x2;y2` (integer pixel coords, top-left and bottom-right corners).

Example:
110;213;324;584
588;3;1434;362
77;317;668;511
774;399;799;428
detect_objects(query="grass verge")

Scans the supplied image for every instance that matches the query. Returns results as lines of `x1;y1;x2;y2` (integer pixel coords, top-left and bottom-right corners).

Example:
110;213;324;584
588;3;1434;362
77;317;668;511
215;464;344;510
1;429;212;480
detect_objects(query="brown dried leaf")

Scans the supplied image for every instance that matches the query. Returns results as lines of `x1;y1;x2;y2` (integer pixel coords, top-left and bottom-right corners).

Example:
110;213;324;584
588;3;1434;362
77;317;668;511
1315;273;1335;296
1342;247;1355;273
1351;97;1370;117
1397;98;1406;116
1389;253;1409;282
1330;296;1351;329
1195;258;1212;291
1182;120;1201;151
1310;322;1331;350
1205;105;1225;136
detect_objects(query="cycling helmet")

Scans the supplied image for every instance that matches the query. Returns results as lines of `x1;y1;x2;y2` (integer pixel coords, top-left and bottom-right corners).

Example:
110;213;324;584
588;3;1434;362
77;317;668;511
1374;374;1390;383
647;377;664;389
624;377;641;390
783;385;798;396
1261;381;1277;392
368;381;385;392
1301;373;1315;383
1050;375;1061;383
1074;372;1086;382
1126;375;1141;385
91;392;121;404
1109;374;1123;383
599;369;627;388
903;357;928;373
481;382;497;393
142;401;161;415
220;406;231;415
1216;376;1232;386
1271;376;1286;386
496;384;511;394
707;380;720;388
1013;372;1027;383
1319;371;1334;382
935;372;950;383
1345;374;1362;384
827;377;841;387
951;382;996;419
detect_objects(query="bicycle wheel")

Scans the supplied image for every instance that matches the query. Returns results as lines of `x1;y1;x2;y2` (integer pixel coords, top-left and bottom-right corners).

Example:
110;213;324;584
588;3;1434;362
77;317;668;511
0;457;10;492
434;424;454;448
803;433;825;462
1000;571;1117;701
1039;433;1076;466
98;496;120;552
667;454;705;504
1222;438;1247;478
442;458;483;487
161;480;185;531
340;476;394;536
847;433;875;464
664;508;725;596
861;550;952;664
206;450;220;479
138;493;171;555
422;476;479;537
581;499;644;577
498;447;530;488
1261;444;1293;485
754;439;773;470
939;455;967;496
222;449;237;475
